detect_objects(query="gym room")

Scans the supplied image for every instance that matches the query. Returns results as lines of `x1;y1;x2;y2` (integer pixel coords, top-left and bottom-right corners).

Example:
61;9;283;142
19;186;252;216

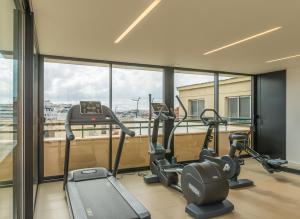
1;0;300;219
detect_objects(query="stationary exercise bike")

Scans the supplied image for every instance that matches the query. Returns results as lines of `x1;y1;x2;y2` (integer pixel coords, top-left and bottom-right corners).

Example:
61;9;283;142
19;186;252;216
144;95;234;219
199;109;254;189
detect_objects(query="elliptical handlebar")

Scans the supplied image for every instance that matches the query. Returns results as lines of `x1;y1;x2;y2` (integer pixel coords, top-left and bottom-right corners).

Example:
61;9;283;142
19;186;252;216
200;109;227;126
157;108;175;121
176;95;188;121
166;95;188;152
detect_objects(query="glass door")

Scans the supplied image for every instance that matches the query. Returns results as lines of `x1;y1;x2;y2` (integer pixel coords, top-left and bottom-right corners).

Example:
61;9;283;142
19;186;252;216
0;0;20;218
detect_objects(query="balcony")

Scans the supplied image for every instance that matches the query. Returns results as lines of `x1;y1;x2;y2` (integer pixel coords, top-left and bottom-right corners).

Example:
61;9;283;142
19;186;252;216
0;119;250;180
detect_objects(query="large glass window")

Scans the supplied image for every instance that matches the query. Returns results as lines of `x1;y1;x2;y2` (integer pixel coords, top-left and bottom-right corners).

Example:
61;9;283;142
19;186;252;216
33;44;39;206
0;0;18;218
44;60;109;176
174;70;215;162
112;65;163;169
218;75;252;155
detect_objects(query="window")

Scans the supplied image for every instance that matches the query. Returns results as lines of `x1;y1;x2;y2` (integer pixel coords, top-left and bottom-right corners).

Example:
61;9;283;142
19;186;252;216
44;59;109;176
112;65;163;169
228;97;239;118
189;99;205;119
219;75;252;155
240;96;251;118
174;70;215;162
0;0;19;218
227;96;251;119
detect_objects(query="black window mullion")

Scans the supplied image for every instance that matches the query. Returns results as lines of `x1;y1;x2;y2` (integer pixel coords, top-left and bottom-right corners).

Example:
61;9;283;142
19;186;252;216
214;73;219;156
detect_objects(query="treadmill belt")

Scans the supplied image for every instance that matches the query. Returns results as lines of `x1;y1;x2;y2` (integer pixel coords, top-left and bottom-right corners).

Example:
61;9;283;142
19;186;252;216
73;179;139;219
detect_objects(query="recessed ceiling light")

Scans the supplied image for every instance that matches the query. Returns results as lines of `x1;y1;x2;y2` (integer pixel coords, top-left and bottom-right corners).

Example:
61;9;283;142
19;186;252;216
114;0;161;44
204;27;282;55
266;54;300;63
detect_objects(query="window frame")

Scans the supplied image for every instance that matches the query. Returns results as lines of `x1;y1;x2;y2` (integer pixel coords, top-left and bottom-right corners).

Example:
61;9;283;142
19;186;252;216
188;99;205;119
227;95;251;119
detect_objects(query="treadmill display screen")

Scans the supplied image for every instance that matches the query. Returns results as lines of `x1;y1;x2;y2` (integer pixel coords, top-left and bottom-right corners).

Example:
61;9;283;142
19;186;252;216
80;101;103;115
151;103;169;113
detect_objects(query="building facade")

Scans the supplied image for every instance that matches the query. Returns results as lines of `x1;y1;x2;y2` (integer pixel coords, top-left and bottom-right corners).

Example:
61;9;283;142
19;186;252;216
177;77;251;120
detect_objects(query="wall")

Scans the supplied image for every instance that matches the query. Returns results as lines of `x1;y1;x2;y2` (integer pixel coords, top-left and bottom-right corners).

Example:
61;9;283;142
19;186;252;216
178;77;251;117
286;67;300;163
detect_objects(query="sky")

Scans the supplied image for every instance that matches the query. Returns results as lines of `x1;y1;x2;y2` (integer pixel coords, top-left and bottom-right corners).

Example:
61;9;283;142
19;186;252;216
1;58;233;110
44;62;217;111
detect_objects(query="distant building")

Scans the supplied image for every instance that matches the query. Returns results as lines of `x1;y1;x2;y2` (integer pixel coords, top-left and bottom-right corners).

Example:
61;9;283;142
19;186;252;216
177;77;251;120
44;100;72;121
0;104;13;120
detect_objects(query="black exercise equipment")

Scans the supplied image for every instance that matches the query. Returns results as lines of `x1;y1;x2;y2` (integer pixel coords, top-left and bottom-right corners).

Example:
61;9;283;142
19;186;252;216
199;109;253;189
63;101;151;219
229;130;299;175
144;95;234;219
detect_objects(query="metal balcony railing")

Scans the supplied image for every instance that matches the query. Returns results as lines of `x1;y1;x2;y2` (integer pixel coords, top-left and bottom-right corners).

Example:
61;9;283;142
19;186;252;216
0;117;251;138
43;117;251;138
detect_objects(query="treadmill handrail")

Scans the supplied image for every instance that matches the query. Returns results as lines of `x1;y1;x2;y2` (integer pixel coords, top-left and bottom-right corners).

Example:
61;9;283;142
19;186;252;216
64;103;136;188
65;104;135;140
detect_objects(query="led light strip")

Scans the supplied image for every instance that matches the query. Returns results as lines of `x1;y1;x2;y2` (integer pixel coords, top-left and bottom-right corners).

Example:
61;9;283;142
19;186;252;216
266;54;300;63
114;0;161;43
204;27;282;55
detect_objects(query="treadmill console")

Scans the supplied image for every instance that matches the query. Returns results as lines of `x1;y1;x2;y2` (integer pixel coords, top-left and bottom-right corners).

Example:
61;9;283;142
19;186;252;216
80;101;103;115
151;103;169;114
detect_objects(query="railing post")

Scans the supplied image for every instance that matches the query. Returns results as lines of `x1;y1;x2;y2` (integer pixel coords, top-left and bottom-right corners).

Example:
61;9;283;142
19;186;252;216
139;122;142;135
186;121;189;133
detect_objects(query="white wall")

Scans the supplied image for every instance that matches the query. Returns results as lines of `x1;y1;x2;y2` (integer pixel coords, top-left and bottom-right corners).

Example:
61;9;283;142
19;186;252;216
286;67;300;163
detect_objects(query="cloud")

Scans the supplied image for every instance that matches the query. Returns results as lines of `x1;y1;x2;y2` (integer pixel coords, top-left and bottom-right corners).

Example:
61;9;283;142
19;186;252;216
45;62;164;110
1;59;219;111
44;62;217;111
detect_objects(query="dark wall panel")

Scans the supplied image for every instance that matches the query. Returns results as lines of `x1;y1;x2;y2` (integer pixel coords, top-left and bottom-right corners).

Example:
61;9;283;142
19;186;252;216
255;70;286;159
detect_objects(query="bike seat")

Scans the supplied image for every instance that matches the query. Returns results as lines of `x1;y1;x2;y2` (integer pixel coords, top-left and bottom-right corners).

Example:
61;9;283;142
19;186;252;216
229;132;248;141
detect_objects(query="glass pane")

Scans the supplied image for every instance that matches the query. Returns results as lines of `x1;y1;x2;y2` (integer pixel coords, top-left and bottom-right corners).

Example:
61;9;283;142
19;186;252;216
198;100;205;116
44;60;109;176
189;100;198;117
0;0;16;218
112;65;163;169
228;97;238;118
240;96;251;118
219;75;252;156
33;45;38;206
174;70;214;161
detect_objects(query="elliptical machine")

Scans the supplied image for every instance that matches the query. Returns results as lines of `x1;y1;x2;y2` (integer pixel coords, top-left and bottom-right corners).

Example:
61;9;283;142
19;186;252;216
144;95;234;219
199;109;254;189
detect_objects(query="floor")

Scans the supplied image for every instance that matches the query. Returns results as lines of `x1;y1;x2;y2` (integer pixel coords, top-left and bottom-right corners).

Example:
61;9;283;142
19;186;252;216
0;187;12;219
34;159;300;219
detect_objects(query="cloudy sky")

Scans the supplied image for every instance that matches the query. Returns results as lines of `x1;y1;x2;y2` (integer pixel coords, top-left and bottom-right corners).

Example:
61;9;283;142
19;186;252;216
1;57;217;110
44;62;216;110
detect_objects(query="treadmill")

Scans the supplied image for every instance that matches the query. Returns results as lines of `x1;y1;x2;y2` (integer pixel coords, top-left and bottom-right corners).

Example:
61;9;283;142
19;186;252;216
63;101;151;219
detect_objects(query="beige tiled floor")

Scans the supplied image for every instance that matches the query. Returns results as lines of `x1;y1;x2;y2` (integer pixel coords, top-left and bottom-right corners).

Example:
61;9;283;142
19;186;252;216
34;159;300;219
0;187;12;219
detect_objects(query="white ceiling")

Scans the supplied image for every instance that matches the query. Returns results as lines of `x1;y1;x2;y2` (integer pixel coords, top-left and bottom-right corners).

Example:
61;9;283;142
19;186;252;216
31;0;300;74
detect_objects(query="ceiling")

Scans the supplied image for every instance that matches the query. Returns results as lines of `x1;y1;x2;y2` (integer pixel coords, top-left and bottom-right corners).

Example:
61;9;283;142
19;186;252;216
31;0;300;74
